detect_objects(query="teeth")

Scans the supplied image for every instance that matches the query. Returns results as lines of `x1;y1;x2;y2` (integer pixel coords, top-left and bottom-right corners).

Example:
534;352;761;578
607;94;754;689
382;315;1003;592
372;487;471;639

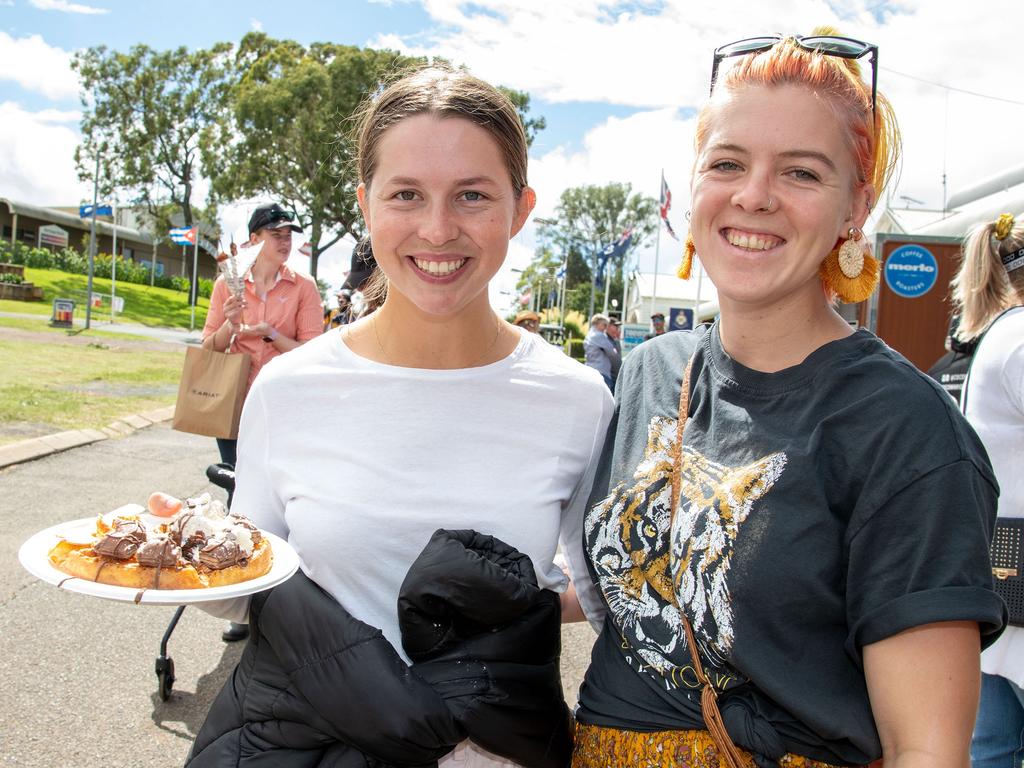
725;230;780;251
414;258;466;275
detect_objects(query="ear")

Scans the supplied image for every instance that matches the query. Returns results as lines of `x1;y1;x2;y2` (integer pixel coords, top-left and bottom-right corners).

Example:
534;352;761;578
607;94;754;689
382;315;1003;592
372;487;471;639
510;186;537;238
849;182;875;231
357;183;371;232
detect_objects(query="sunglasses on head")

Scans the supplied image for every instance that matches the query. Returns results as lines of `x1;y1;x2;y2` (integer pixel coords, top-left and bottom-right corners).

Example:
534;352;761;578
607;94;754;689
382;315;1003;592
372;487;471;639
710;34;878;115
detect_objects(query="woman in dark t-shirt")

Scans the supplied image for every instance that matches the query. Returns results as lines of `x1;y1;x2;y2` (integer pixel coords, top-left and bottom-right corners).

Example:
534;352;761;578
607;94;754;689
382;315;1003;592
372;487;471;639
571;29;1006;768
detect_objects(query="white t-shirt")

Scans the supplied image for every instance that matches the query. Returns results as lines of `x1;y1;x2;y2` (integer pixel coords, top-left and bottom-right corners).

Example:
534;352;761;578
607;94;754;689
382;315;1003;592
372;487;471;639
230;325;613;767
964;306;1024;687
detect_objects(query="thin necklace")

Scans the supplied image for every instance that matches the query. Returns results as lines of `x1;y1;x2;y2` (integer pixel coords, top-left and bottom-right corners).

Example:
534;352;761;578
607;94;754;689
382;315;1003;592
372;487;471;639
372;313;506;368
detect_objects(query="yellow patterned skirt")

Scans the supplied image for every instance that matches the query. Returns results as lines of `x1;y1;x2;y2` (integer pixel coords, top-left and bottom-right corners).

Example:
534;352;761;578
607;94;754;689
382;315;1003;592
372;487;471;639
572;722;878;768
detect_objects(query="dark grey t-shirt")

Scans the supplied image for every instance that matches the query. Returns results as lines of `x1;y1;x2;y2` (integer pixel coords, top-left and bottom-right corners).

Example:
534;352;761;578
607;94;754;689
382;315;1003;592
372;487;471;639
578;321;1006;766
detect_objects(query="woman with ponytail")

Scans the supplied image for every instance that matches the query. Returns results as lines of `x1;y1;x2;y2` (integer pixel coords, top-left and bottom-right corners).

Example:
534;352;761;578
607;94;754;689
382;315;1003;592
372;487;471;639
572;30;1006;768
953;213;1024;768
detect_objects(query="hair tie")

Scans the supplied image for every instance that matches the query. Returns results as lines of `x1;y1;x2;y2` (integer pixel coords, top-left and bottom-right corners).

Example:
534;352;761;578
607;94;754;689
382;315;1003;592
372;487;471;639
994;213;1015;241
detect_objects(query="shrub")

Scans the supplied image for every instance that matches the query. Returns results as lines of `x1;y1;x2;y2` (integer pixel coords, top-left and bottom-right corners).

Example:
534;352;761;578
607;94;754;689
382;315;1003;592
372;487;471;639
0;272;24;284
566;338;586;362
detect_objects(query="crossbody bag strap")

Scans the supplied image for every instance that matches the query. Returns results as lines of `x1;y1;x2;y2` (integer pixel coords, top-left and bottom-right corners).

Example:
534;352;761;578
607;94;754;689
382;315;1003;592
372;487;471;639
670;353;747;768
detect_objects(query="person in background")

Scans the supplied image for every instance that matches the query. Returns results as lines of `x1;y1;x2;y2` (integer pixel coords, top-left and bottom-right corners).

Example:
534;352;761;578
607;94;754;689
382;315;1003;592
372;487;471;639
606;317;623;386
188;67;613;767
953;211;1024;768
513;309;541;333
201;201;323;641
584;313;620;391
573;30;1005;768
327;236;379;329
643;311;666;341
926;314;977;407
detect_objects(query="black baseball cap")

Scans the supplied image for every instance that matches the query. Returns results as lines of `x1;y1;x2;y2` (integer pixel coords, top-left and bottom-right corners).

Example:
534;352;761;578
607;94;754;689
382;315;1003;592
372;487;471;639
651;312;665;319
248;203;302;235
340;236;377;291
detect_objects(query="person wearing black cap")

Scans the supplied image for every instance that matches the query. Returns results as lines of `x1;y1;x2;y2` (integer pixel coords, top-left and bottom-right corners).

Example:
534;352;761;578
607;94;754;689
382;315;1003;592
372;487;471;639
329;236;379;327
202;202;323;641
642;311;666;341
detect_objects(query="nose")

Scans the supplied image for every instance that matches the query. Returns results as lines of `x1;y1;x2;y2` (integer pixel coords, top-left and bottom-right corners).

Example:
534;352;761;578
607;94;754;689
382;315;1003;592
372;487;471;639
730;170;773;213
418;201;459;246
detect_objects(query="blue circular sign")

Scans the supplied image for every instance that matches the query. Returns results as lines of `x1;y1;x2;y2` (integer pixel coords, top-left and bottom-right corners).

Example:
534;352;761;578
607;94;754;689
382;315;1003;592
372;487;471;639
884;244;938;298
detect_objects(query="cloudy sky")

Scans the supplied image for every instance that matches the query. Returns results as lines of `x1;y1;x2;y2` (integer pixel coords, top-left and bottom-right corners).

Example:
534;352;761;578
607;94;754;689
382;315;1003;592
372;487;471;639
1;0;1023;310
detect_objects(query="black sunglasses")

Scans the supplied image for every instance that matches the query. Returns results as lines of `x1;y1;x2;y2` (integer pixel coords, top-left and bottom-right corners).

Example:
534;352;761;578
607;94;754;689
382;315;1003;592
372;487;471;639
710;35;878;115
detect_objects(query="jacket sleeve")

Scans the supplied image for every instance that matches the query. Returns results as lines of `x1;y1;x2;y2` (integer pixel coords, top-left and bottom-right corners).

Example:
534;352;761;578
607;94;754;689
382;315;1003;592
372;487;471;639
254;571;465;765
399;530;574;768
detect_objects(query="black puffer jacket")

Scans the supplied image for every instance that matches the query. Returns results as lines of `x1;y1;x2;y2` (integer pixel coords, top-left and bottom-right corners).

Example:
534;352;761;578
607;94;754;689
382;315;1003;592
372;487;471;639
186;529;571;768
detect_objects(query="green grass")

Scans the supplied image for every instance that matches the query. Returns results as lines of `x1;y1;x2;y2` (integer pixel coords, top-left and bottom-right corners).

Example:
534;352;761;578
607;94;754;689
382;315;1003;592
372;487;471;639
0;267;210;328
0;336;185;445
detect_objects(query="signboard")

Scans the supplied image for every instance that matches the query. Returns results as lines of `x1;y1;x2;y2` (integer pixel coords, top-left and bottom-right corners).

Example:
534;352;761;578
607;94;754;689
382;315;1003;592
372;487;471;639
621;323;649;356
79;203;113;218
50;298;74;328
669;307;694;331
38;224;69;248
884;244;938;298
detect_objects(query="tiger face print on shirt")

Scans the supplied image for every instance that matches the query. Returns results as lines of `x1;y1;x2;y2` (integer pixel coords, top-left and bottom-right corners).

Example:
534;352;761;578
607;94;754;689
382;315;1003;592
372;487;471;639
585;414;787;691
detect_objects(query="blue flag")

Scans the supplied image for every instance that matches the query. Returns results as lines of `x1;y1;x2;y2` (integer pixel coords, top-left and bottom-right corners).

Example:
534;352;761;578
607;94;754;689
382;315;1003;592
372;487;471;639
594;230;634;289
80;203;113;218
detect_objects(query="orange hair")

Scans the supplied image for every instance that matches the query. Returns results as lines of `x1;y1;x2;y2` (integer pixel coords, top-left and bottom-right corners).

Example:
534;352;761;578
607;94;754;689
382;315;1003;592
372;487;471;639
695;27;901;204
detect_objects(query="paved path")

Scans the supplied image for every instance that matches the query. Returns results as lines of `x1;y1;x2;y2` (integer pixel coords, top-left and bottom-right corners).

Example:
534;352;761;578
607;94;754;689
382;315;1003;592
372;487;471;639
0;311;201;345
0;424;596;767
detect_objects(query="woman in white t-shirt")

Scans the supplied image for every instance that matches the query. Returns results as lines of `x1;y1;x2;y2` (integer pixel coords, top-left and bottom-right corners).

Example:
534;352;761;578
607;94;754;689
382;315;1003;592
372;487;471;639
189;67;613;767
955;212;1024;768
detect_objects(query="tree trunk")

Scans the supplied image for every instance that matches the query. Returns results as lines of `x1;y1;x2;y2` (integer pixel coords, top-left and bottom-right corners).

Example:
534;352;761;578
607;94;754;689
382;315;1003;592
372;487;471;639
309;216;322;280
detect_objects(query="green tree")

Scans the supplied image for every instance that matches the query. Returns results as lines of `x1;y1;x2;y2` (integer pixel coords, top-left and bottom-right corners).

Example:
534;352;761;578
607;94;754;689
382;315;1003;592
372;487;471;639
205;36;545;281
534;182;657;317
204;34;419;280
514;247;561;312
73;43;230;245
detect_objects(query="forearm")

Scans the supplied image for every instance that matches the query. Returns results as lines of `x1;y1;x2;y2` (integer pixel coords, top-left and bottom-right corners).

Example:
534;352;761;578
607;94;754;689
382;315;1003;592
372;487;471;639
560;580;586;623
202;320;235;351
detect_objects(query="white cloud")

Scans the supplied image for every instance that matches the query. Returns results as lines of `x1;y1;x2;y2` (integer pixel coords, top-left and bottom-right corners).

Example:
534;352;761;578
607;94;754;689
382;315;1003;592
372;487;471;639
0;101;91;205
377;0;1024;273
250;18;263;32
29;0;109;14
0;31;79;100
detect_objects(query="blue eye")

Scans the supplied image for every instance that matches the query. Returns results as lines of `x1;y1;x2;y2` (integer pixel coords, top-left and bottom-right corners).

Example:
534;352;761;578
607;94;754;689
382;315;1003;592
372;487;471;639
789;169;820;182
711;160;741;172
462;191;485;201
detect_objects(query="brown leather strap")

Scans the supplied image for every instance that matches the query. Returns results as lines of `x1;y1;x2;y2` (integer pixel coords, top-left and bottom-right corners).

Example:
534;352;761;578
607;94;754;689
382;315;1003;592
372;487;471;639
671;353;747;768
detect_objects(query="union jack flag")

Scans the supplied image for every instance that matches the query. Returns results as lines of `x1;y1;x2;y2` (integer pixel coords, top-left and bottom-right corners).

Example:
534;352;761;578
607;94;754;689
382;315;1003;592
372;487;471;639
660;173;679;240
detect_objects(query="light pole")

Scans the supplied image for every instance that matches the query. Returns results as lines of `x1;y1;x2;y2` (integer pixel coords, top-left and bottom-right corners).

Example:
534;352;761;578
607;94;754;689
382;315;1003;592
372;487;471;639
533;216;568;331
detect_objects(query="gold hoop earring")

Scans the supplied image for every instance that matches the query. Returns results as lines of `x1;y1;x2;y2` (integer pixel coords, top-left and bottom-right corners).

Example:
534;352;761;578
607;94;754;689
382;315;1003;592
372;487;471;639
819;227;879;303
678;234;695;280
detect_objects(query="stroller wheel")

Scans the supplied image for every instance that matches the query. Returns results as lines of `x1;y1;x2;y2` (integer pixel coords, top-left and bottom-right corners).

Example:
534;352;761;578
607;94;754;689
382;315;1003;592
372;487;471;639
156;655;176;701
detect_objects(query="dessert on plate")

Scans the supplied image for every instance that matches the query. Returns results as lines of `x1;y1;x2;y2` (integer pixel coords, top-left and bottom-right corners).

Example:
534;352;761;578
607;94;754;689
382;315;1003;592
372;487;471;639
47;492;272;591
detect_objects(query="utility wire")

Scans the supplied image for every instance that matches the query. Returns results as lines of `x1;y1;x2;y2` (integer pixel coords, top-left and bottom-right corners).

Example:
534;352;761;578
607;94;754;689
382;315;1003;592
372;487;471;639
882;66;1024;107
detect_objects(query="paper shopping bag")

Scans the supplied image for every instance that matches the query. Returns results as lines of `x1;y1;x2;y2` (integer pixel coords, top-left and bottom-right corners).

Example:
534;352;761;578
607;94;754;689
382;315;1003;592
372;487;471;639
172;346;251;439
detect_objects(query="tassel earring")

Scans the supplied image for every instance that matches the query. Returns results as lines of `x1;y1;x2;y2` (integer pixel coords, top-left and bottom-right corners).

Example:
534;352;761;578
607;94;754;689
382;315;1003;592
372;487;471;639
678;235;695;280
819;227;879;303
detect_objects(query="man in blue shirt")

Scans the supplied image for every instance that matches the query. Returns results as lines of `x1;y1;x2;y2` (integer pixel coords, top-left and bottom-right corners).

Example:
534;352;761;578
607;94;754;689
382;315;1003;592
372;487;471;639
584;313;620;391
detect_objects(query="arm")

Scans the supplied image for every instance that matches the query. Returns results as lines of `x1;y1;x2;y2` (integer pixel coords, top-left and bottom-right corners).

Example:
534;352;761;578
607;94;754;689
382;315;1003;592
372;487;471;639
235;277;323;352
201;279;245;352
864;621;980;768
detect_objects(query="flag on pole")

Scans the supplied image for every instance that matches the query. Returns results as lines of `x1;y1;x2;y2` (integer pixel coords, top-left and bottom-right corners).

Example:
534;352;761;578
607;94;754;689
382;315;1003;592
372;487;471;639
594;229;634;288
169;226;197;246
659;174;679;240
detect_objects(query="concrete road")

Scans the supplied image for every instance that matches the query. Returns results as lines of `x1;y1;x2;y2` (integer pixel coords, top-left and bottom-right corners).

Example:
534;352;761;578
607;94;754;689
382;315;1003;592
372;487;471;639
0;424;597;767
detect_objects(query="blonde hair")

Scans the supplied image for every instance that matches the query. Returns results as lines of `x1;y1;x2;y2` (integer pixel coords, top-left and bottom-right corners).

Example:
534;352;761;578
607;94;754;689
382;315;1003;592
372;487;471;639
952;213;1024;341
695;27;901;204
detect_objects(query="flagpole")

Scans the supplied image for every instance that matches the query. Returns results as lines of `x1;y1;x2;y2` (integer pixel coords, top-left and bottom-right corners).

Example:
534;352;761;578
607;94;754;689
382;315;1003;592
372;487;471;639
190;231;199;332
647;171;663;321
85;153;100;331
111;199;117;323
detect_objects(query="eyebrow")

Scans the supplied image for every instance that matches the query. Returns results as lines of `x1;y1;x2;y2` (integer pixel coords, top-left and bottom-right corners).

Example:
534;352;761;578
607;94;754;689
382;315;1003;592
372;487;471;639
708;143;838;172
384;175;500;187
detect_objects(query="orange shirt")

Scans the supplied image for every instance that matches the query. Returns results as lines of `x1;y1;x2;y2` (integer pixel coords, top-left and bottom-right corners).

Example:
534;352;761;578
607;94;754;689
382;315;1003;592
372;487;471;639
203;264;323;395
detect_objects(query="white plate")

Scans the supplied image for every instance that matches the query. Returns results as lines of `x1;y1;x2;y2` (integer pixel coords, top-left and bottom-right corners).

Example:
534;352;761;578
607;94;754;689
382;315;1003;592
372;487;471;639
18;516;299;605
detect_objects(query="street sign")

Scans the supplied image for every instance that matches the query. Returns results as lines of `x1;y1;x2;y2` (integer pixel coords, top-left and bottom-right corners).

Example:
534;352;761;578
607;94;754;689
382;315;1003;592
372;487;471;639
884;244;938;298
38;224;69;248
669;307;694;331
622;323;648;355
79;203;113;218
